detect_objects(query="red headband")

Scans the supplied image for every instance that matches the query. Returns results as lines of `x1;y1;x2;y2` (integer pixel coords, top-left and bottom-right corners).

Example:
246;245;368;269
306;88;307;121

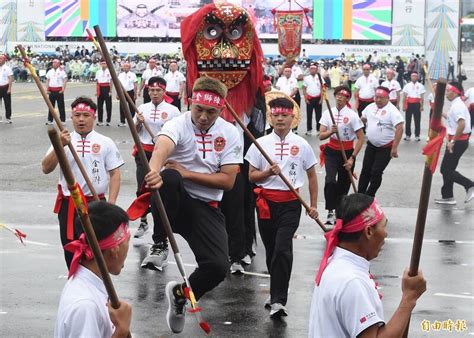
149;82;166;90
72;103;96;116
315;199;385;286
270;107;294;116
375;89;389;97
336;89;351;99
192;90;225;108
263;80;272;87
447;84;463;96
64;222;130;279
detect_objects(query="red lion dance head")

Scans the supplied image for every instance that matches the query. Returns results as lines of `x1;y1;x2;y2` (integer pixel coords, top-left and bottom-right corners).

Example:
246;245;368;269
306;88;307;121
181;3;264;122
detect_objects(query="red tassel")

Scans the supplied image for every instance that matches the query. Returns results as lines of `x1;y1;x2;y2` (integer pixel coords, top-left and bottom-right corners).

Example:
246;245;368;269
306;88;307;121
199;321;211;334
15;229;27;244
126;192;152;220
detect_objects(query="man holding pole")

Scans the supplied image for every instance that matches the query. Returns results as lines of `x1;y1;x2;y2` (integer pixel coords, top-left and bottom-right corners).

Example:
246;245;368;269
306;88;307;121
42;97;124;267
309;193;426;337
45;59;68;125
435;82;474;205
319;86;364;225
143;77;242;333
358;86;404;196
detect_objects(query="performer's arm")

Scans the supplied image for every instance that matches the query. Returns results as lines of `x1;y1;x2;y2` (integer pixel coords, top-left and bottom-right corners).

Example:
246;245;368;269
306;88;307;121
108;300;132;338
319;124;337;140
41;129;71;174
248;163;280;183
145;135;176;189
359;270;426;338
164;161;239;191
179;81;185;99
354;88;360;110
61;77;68;93
302;85;308;103
391;122;404;158
419;93;424;111
133;80;138;100
46;76;50;94
345;128;365;169
7;74;13;94
138;78;145;96
402;92;407;111
107;168;121;204
306;166;319;220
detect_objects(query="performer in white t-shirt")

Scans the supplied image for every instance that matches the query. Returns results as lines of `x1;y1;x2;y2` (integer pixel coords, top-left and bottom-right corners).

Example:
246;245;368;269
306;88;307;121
245;95;318;318
143;77;242;334
0;54;13;123
435;82;474;205
132;76;181;239
380;68;401;108
303;64;323;134
42;97;124;267
402;72;425;141
139;58;163;104
354;64;378;116
275;67;298;99
54;202;132;338
319;86;364;225
464;86;474;128
117;62;137;126
309;193;426;338
359;87;404;196
95;60;113;126
45;59;68;124
163;61;186;110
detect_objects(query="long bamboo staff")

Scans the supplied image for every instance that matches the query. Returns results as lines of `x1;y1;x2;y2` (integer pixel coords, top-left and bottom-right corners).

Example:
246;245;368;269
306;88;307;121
222;97;328;233
47;127;130;337
403;79;447;337
86;29;155;141
18;45;99;201
317;73;357;192
92;25;210;334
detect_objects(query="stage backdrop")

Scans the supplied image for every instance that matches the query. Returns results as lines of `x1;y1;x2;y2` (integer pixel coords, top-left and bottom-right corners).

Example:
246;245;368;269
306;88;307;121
392;0;425;46
17;0;45;41
312;0;392;41
45;0;116;37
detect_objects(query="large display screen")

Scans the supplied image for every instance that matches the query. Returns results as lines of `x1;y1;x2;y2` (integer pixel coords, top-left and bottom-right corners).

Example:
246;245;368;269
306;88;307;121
313;0;392;40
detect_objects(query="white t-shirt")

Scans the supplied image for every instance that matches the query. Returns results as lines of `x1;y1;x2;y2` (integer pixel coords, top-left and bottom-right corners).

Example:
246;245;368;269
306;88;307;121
309;247;385;338
380;79;401;101
95;69;111;85
142;67;163;85
118;71;137;91
54;266;114;338
158;111;243;202
362;102;404;147
46;68;68;88
164;70;185;92
355;75;378;100
447;97;471;135
46;130;124;196
276;76;298;96
303;74;322;97
402;81;426;98
0;64;13;86
464;87;474;106
319;106;364;141
134;101;181;145
245;131;317;190
292;65;303;79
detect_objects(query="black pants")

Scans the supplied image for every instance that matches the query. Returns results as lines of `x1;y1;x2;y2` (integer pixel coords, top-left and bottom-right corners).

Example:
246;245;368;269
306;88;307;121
293;91;301;108
447;68;455;82
119;90;136;123
257;199;301;306
358;142;392;196
143;87;151;104
440;140;473;198
48;91;66;122
324;147;354;210
150;169;229;300
97;86;112;123
220;171;245;263
134;150;153;217
405;102;421;137
0;86;11;119
357;100;373;117
306;97;322;132
168;94;181;111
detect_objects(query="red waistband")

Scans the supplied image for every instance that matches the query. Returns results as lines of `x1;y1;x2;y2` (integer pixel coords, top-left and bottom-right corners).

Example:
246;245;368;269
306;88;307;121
208;201;218;209
359;98;374;102
132;143;155;157
48;87;63;92
97;83;110;87
53;185;104;241
407;97;421;103
376;140;393;148
166;91;179;96
254;187;298;219
327;138;354;151
448;134;470;141
0;84;9;88
469;103;474;110
306;94;321;100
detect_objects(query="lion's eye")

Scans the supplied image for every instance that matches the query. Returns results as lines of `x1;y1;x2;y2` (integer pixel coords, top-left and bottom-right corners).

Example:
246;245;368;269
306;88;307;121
226;25;243;40
204;24;223;39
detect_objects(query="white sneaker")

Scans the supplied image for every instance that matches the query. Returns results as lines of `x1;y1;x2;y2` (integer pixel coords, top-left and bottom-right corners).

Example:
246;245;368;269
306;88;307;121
325;210;336;225
134;222;149;238
434;197;457;205
241;254;252;265
404;136;411;141
414;136;421;142
5;119;12;124
264;296;271;309
465;187;474;203
96;122;104;126
165;281;187;333
230;262;245;274
141;241;169;270
270;303;288;318
117;123;126;127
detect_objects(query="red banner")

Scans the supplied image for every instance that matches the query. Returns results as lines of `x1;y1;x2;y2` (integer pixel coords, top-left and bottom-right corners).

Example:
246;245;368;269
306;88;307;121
276;10;304;60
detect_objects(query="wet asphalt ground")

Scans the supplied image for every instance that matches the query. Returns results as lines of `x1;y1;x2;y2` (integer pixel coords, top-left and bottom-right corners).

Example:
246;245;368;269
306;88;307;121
1;54;473;337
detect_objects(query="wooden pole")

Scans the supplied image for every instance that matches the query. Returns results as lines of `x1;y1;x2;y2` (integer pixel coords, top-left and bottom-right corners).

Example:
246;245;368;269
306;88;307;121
18;45;99;201
403;79;447;338
223;99;328;233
